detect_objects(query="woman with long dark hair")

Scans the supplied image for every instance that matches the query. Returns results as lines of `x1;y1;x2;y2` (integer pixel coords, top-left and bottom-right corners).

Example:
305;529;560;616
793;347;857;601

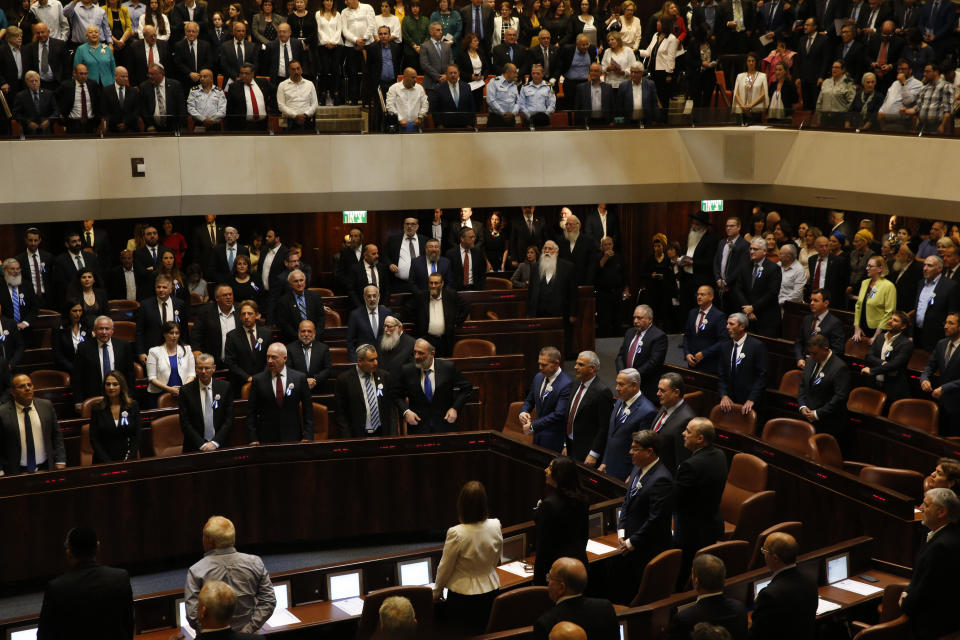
52;299;87;373
89;371;141;463
533;456;589;585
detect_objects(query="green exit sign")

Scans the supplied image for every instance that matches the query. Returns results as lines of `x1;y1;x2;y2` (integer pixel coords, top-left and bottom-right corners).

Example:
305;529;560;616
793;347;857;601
343;210;368;224
701;200;724;212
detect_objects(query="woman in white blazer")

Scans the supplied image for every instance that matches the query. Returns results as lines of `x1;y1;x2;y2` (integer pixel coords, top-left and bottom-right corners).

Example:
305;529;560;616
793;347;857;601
146;321;196;407
638;15;678;107
732;51;769;123
434;481;503;635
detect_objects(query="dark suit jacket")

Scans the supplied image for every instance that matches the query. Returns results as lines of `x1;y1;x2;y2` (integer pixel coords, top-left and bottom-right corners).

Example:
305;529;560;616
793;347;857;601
0;398;66;475
172;37;214;85
574;80;614;123
509;215;546;265
208;244;250;284
795;32;831;81
795;311;846;361
0;44;25;93
717;336;767;405
921;337;960;420
0;280;39;329
336;245;363;292
15;249;54;304
675;445;728;551
345;305;392;361
619;459;674;554
12;87;59;123
55;78;102;122
275;290;326;345
901;522;960;640
798;352;850;431
386;232;429;277
523;43;560;79
915;276;960;351
566;376;614;462
247;368;313;442
138;77;186;130
349;260;392;308
130;39;172;86
22;38;69;83
178;378;234;452
223;325;268;387
169;2;210;41
616;78;660;122
458;3;495;50
600;395;657;481
532;595;619;640
918;0;954;41
805;253;851;304
532;492;589;585
404;289;469;341
191;223;224;271
285;339;331;385
445;246;486;291
334;366;398;437
895;2;921;30
100;83;141;131
72;338;136;402
557;233;598;286
557;43;597;76
521;370;574;452
89;401;141;462
190;303;236;363
409;255;453;293
654;400;696;476
219;39;260;79
380;333;416;379
431;80;476;128
363;40;402;94
615;325;668;401
135;296;189;355
0;318;25;373
527;260;577;320
491;42;527;74
52;250;102;303
37;561;133;640
748;566;818;640
395;358;473;433
132;245;161;286
732;258;782;336
224;78;274;129
713;235;750;285
836;39;867;83
668;593;748;640
863;330;913;404
267;37;308;85
682;305;728;375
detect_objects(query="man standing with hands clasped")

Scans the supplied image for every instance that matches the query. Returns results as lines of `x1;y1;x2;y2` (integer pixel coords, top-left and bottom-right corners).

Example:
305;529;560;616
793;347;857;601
396;339;472;434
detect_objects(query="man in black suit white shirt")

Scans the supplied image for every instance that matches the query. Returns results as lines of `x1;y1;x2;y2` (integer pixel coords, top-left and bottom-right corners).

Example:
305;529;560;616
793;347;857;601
334;343;397;437
72;316;136;409
404;273;469;357
749;533;817;640
223;300;268;390
178;353;234;452
16;227;53;310
563;351;614;466
386;217;429;293
396;338;472;434
798;334;851;450
805;235;850;304
191;285;237;366
532;558;618;640
346;285;392;362
0;374;66;475
795;288;846;369
718;313;768;415
446;226;485;291
247;342;313;444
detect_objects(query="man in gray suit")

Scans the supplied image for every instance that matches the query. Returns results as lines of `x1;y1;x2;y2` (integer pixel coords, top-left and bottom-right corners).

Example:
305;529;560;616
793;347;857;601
0;374;66;475
420;22;453;91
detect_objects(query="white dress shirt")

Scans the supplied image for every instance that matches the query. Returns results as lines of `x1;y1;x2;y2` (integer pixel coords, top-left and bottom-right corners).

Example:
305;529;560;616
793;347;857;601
261;244;280;289
218;309;236;359
316;11;343;45
385;81;429;123
779;260;808;305
242;80;267;120
277;77;319;118
69;81;94;118
340;3;376;45
397;234;419;280
428;295;445;336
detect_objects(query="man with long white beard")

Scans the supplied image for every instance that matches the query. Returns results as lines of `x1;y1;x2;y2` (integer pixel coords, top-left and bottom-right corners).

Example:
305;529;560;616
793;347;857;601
379;316;415;378
528;240;578;330
678;212;717;314
1;258;39;332
557;211;599;287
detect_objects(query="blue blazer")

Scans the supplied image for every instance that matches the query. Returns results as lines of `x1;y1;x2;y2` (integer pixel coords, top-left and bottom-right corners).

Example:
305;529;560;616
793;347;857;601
601;395;656;481
345;305;392;362
616;77;660;122
409;255;453;293
618;459;674;551
717;336;768;406
520;370;573;452
681;305;727;375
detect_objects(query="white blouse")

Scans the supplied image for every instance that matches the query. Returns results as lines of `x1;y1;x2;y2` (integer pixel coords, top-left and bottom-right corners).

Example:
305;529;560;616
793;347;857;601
601;46;636;87
375;14;402;42
138;13;171;40
316;11;343;46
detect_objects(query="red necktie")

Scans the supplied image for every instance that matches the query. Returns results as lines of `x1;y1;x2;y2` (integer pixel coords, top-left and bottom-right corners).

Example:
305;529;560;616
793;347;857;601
249;84;260;117
811;317;819;333
275;374;283;406
248;328;256;351
148;46;154;67
653;410;667;431
80;84;88;121
462;249;470;286
813;258;822;288
627;333;641;365
161;300;168;323
696;311;704;333
566;384;585;436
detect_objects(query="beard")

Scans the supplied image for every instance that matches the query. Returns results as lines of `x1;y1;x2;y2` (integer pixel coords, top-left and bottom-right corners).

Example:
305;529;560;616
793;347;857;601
5;273;22;287
564;229;580;246
380;331;400;352
539;254;558;280
688;227;706;250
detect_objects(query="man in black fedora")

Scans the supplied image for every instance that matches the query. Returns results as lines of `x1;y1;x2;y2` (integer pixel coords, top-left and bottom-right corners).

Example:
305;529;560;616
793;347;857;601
678;211;717;314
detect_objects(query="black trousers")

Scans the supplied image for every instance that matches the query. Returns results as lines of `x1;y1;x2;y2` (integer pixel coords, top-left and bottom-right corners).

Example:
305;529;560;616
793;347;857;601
315;44;343;98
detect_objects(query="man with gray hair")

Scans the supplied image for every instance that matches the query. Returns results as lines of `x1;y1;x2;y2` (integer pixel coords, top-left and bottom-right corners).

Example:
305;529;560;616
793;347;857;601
615;304;668;402
179;353;235;452
377;595;417;637
616;61;660;125
564;350;614;465
598;368;656;481
901;487;960;640
195;581;260;638
379;316;415;378
915;254;960;351
558;212;599;287
778;243;807;305
717;313;767;415
732;237;782;337
185;516;275;634
334;343;397;437
247;342;313;444
275;269;326;345
72;315;136;408
667;554;747;640
519;345;574;452
12;70;59;135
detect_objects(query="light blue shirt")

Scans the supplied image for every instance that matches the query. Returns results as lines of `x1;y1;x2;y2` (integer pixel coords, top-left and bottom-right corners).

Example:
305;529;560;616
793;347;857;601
567;50;590;80
187;85;227;122
916;274;940;327
122;0;146;32
64;0;112;43
486;75;519;114
519;81;556;117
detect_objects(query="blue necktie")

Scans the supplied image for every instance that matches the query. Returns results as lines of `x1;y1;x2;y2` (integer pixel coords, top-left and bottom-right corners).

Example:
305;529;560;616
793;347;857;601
424;369;434;402
11;288;19;323
474;6;483;38
102;342;112;378
227;246;235;271
23;407;36;472
430;262;437;274
363;373;381;432
297;294;307;320
204;385;215;442
617;401;627;423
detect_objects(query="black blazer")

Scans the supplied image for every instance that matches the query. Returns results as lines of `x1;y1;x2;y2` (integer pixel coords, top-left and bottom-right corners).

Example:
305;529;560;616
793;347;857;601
363;40;402;93
566;376;614;462
135;296;189;355
409;255;453;293
619;459;674;553
55;78;102;121
285;339;332;385
532;492;589;585
72;338;136;403
223;325;268;387
208;243;250;284
430;80;477;128
835;39;867;83
583;208;618;248
0;44;25;93
900;522;960;640
189;303;236;364
805;253;850;304
797;352;850;427
458;3;495;50
172;37;215;85
667;593;748;640
380;333;416;379
523;42;560;78
404;289;469;341
455;47;491;82
15;249;54;303
681;305;728;375
920;337;960;420
748;566;818;640
653;400;696;476
334;366;398;437
444;246;486;291
52;325;84;372
713;235;750;284
178;378;235;452
219;38;260;79
509;214;546;266
491;42;528;74
385;232;429;275
915;276;960;351
37;561;133;640
345;304;392;361
674;445;728;552
395;358;473;434
794;32;831;81
0;280;39;329
0;398;65;475
22;37;69;83
247;368;313;442
615;324;668;400
267;37;308;84
795;311;846;362
557;232;599;286
527;260;578;321
100;83;141;131
138;78;186;130
863;330;913;404
169;2;210;41
12;87;59;123
53;250;102;304
732;258;782;337
225;77;274;128
132;245;161;285
89;402;141;463
574;80;614;123
532;595;619;640
717;336;767;406
275;290;326;344
349;260;392;308
130;40;172;86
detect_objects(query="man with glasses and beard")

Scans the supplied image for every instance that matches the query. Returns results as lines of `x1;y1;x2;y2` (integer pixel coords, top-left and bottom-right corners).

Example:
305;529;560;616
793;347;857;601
379;316;415;378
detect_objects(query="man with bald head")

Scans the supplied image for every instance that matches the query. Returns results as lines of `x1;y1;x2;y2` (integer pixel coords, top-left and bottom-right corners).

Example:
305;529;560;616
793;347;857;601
56;63;101;133
100;66;140;133
349;243;391;307
385;67;429;132
549;622;587;640
748;532;817;640
396;338;473;433
246;342;313;444
533;557;618;640
676;418;728;579
0;374;66;475
386;217;429;293
23;23;70;90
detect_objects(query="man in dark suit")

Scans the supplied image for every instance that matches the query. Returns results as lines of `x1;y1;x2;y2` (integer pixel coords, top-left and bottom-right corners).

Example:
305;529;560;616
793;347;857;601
794;17;831;109
866;21;903;91
409;239;452;293
37;527;133;640
523;30;559;81
616;63;660;125
172;21;213;88
798;333;852;449
178;353;235;452
405;273;469;357
532;557;618;640
574;62;614;124
346;285;392;362
285;319;331;392
431;64;476;128
364;26;402;102
805;235;850;304
900;488;960;640
732;237;782;337
134;274;189;361
582;203;617;250
53;231;102;304
459;0;495;53
396;339;472;434
225;63;272;131
255;229;289;319
510;206;546;268
223;300;268;390
556;212;598;286
598;368;657;481
718;313;767;415
446;227;485;292
72;316;136;408
336;228;364;294
247;342;313;443
615;304;668;402
100;66;140;133
895;0;921;32
105;250;139;301
564;351;614;466
860;310;914;406
836;23;867;82
386;216;429;293
527;240;578;324
0;27;26;96
749;533;817;640
1;258;39;332
614;429;674;603
191;285;237;366
918;0;954;59
652;372;696;476
13;71;59;135
668;554;747;640
79;219;112;269
139;63;185;132
0;373;66;475
267;23;308;88
682;285;728;375
557;36;597;109
921;312;960;437
349;244;391;309
675;418;728;578
208;226;249;285
491;28;527;74
130;25;171;86
519;346;574;452
170;2;209;42
16;227;54;310
22;24;69;90
718;0;757;53
795;288;846;369
334;343;398;438
712;217;750;313
219;22;259;81
681;211;719;312
275;270;325;345
915;255;960;352
56;63;101;134
131;225;162;289
378;317;415;378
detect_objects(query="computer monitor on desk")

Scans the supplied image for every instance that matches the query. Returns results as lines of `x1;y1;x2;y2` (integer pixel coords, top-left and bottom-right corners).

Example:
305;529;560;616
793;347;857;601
752;578;772;604
397;558;432;587
501;534;526;564
588;513;604;538
825;552;849;584
5;625;37;640
327;570;363;601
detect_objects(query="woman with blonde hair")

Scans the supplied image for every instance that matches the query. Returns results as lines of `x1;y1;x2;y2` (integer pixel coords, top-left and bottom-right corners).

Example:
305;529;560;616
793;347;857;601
852;254;896;345
615;0;642;50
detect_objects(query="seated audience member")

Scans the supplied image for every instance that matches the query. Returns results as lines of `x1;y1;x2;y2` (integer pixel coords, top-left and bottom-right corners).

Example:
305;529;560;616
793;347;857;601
519;63;556;127
532;557;618;640
921;312;960;437
335;343;398;437
225;63;272;131
732;237;782;337
652;372;695;475
0;374;66;475
37;527;133;640
275;269;325;345
915;255;959;351
797;333;851;449
901;488;960;640
346;285;392;362
667;554;747;640
72;316;136;410
598;368;656;481
89;371;141;463
404;272;468;356
749;533;817;640
682;285;727;374
446;227;485;291
276;60;318;130
191;285;237;366
139;62;185;132
13;70;59;134
717;313;767;415
385;217;428;293
375;596;417;640
614;429;674;602
285;320;331;391
184;516;276;634
223;300;268;390
564;351;613;466
146;320;196;408
247;342;313;443
616;62;659;125
615;304;667;402
386;66;429;131
410;238;452;293
520;346;574;452
877;59;921;128
135;274;189;363
778;244;807;305
396;338;472;434
431;63;475;128
195;581;260;639
861;311;914;407
56;63;101;134
187;68;227;130
379;316;415;377
179;353;235;452
349;244;391;308
795;289;845;369
574;62;613;125
533;456;590;586
924;458;960;495
486;63;522;124
805;234;850;305
675;418;728;580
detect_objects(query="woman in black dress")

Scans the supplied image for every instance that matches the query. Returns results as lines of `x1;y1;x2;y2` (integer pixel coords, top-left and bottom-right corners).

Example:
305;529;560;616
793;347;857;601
52;299;87;373
533;456;589;585
229;253;262;306
66;268;109;330
89;371;141;463
481;211;508;273
642;233;673;330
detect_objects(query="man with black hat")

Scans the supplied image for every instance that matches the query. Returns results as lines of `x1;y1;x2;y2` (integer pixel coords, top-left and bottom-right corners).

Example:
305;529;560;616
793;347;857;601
678;211;717;314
